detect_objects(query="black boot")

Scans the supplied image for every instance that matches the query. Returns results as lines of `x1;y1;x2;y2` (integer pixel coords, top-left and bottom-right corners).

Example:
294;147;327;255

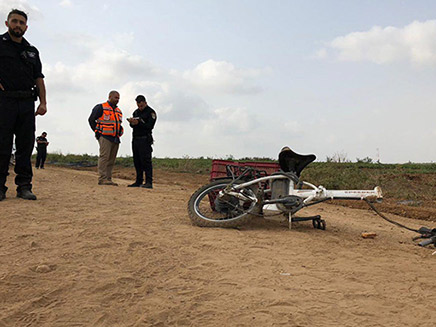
17;189;37;200
141;183;153;189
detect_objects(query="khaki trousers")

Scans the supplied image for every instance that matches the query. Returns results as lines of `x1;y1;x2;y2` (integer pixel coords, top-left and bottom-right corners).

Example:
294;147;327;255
98;137;119;183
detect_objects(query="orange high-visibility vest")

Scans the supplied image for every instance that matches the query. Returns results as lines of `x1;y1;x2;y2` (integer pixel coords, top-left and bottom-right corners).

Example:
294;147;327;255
95;102;123;137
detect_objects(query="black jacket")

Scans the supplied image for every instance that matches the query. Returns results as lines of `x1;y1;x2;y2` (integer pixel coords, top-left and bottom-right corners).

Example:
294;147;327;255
130;106;157;140
0;32;44;91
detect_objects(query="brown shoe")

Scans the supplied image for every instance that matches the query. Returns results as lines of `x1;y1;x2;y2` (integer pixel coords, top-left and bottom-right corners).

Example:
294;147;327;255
106;179;118;186
98;180;115;185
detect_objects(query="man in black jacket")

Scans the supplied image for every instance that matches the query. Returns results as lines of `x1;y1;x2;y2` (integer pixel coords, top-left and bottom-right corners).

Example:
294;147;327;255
0;9;47;201
127;95;157;188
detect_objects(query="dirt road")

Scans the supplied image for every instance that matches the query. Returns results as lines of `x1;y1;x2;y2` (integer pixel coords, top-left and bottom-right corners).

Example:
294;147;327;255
1;166;435;326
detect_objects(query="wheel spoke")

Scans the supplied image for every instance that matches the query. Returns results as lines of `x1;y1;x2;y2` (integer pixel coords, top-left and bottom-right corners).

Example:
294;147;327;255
193;182;256;222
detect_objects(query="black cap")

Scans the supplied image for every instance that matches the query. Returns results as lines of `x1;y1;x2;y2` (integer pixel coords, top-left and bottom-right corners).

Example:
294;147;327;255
135;95;146;102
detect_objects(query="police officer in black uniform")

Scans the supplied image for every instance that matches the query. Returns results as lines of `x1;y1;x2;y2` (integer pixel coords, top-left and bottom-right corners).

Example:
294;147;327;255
0;9;47;201
35;131;49;169
127;95;157;188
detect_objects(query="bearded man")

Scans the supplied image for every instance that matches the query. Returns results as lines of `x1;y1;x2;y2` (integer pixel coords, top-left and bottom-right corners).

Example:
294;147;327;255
0;9;47;201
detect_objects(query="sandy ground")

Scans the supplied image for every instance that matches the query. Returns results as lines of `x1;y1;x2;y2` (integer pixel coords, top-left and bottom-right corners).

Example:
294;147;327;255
1;166;436;327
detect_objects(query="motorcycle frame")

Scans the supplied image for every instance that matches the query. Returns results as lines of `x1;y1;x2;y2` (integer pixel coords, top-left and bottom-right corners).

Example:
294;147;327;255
222;173;382;229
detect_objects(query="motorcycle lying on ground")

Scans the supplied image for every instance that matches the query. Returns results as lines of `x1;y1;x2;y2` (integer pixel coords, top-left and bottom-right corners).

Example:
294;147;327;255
187;147;436;248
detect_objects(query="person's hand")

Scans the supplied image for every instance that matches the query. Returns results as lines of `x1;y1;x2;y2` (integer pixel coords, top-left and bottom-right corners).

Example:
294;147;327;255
128;118;139;125
0;83;4;91
35;103;47;116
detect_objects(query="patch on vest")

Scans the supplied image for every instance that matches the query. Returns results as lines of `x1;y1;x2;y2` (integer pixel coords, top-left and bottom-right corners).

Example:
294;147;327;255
103;114;110;120
151;112;156;120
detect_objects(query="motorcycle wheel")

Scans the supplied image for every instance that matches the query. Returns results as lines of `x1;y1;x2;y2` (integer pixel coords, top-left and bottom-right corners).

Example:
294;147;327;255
187;178;258;228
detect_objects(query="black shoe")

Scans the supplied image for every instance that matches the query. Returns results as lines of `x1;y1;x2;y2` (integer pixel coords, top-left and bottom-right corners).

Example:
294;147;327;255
141;183;153;189
17;189;37;200
128;183;142;187
0;190;5;201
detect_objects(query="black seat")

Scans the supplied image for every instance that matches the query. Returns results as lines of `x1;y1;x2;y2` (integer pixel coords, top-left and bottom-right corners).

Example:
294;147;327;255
278;146;316;177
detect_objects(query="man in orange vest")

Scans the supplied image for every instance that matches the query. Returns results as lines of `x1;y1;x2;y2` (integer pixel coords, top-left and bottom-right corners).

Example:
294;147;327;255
88;90;123;185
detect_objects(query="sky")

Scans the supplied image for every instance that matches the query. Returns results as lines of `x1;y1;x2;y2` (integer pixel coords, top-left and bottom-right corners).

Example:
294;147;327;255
1;0;436;163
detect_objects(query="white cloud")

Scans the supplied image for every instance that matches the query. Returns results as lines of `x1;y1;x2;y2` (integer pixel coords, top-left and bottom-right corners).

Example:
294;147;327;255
59;0;73;8
313;48;327;59
119;81;211;121
39;34;272;158
44;62;87;95
320;20;436;65
154;107;293;159
44;35;267;125
182;59;267;94
45;48;160;96
204;107;258;134
0;0;42;20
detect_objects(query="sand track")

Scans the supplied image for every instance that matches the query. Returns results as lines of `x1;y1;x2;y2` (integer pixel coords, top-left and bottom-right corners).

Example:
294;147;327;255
1;166;436;326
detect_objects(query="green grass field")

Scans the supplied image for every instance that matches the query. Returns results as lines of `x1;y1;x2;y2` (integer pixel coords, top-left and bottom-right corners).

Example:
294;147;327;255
38;153;436;203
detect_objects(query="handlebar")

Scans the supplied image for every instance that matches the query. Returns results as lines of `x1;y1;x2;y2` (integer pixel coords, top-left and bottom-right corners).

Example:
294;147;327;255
416;227;436;247
418;237;436;247
418;227;434;235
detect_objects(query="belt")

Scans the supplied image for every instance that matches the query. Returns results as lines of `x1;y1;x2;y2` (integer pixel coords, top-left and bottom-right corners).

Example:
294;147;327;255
133;135;149;139
0;90;35;99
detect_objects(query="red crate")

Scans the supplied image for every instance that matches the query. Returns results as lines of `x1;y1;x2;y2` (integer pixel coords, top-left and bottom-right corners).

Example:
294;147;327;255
208;160;280;211
210;159;280;180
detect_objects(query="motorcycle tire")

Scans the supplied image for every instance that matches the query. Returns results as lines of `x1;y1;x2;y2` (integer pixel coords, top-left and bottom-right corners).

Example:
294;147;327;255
187;178;258;228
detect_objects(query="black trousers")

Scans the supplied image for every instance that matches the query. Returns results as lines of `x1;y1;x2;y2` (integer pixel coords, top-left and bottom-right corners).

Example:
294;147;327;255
36;148;47;168
132;137;153;184
0;97;35;193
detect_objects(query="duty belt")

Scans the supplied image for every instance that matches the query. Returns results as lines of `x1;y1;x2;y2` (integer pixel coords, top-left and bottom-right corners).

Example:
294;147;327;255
0;90;35;99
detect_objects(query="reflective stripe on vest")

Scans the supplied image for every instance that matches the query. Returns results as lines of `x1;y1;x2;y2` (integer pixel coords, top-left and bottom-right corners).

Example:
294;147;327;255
95;102;124;137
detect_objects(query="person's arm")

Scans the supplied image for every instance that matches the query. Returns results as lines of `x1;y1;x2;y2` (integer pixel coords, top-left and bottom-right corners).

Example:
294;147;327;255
88;104;103;132
36;138;49;144
35;78;47;116
140;109;157;131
